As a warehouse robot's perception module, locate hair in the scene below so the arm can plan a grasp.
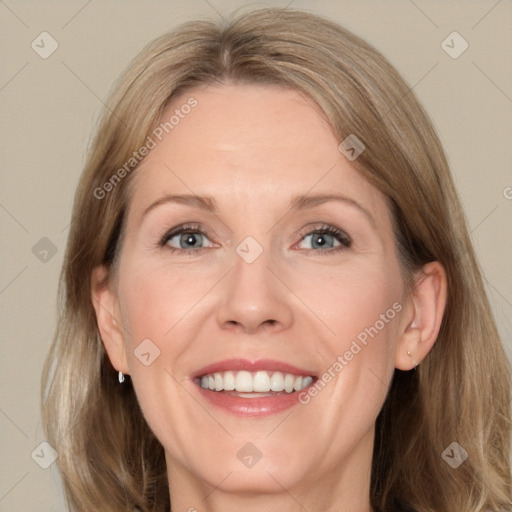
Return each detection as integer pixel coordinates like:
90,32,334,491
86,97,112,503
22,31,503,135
41,6,511,512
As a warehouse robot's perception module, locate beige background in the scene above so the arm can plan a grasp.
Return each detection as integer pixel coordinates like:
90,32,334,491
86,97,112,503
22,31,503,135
1,0,511,509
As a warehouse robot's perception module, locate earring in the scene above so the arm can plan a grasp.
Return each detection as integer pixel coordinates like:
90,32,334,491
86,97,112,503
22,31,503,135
407,351,419,372
118,371,125,383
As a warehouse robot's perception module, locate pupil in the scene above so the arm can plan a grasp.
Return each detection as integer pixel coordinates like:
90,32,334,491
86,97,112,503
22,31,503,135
183,233,198,248
315,235,326,247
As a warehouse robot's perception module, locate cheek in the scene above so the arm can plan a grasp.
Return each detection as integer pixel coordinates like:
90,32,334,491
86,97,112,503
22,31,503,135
116,258,224,389
334,273,401,355
297,263,403,420
291,257,404,360
115,263,211,450
119,261,207,341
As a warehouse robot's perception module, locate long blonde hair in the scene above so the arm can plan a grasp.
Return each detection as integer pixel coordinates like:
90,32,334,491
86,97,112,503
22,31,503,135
41,7,511,511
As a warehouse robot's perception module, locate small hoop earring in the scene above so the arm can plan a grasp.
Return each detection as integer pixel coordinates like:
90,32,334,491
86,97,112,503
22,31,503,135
118,371,125,383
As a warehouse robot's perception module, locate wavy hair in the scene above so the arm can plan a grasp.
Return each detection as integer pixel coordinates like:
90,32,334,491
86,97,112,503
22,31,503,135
41,7,511,511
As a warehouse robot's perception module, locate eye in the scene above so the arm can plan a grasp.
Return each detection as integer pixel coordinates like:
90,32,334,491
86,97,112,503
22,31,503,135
160,223,213,252
158,223,352,255
295,224,352,253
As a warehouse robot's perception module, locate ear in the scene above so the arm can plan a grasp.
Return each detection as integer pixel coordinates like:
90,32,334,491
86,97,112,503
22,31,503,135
395,261,447,370
91,265,130,375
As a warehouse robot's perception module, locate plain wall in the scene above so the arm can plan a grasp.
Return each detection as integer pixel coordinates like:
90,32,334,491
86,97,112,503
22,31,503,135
1,1,511,510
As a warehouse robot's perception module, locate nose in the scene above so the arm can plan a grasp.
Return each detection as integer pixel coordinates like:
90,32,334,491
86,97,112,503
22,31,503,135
215,245,294,335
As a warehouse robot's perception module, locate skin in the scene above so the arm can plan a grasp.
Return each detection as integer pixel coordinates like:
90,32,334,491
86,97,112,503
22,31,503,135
92,83,447,512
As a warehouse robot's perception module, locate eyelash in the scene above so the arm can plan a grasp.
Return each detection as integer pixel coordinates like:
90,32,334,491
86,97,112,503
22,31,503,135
158,222,352,256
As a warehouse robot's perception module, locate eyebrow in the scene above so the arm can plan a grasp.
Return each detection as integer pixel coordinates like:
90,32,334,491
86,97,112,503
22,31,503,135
142,194,216,217
141,192,375,226
290,193,375,227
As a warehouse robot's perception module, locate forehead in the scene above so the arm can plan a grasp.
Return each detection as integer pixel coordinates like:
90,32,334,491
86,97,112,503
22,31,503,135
126,83,387,224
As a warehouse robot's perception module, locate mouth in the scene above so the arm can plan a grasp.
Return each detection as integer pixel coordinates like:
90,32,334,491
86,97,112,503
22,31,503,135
191,359,317,416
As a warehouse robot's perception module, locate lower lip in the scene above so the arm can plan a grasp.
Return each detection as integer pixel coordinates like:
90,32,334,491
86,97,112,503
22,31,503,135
194,382,311,417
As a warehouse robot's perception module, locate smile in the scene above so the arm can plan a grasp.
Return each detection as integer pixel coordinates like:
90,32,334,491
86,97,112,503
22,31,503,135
191,358,317,416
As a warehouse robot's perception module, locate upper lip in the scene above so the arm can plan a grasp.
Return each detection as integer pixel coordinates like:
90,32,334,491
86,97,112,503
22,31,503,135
191,358,317,379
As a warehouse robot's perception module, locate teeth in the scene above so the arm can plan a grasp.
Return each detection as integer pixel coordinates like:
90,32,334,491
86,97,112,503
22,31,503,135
284,373,295,393
270,372,285,391
223,371,235,391
198,370,314,393
214,372,223,391
235,371,253,392
253,371,271,392
302,376,313,388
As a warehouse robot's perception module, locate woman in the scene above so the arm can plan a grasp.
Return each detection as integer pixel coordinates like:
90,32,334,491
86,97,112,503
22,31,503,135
41,7,511,512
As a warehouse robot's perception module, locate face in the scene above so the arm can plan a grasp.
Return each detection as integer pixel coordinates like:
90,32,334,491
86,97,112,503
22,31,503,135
102,84,413,501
